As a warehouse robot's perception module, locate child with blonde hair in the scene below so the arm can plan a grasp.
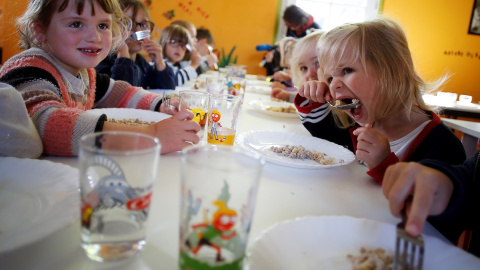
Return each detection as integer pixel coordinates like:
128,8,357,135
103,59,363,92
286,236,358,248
0,0,200,156
294,17,465,184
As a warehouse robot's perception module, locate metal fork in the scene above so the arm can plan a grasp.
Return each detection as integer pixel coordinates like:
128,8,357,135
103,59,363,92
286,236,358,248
394,205,424,270
162,92,176,111
130,30,151,41
326,100,362,110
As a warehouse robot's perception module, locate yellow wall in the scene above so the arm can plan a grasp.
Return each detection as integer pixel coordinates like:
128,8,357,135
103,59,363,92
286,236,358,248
0,1,27,64
0,0,279,76
149,0,279,75
383,0,480,103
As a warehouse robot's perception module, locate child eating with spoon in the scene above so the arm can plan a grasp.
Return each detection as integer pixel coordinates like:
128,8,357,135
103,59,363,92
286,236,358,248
294,17,466,184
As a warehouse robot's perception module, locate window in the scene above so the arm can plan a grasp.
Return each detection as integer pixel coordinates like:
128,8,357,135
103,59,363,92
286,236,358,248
276,0,382,41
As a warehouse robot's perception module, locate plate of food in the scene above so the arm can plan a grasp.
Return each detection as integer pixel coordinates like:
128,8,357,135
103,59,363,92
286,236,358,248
249,100,299,118
247,85,272,95
88,108,171,125
235,131,355,169
246,216,480,270
0,157,79,253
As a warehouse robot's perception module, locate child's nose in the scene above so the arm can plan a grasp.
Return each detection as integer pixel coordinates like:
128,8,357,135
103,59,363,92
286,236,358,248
86,28,101,42
307,68,317,80
329,77,342,94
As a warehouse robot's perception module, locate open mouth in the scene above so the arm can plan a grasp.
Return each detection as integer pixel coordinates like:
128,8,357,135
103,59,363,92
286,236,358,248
79,48,101,54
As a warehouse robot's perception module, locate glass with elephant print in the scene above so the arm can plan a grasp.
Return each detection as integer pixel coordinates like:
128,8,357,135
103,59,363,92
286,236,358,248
78,131,161,262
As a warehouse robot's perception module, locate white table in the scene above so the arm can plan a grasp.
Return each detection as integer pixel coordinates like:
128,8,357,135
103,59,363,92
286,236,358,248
2,86,478,270
442,118,480,158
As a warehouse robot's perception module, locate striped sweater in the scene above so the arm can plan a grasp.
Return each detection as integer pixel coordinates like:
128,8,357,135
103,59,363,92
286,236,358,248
0,48,164,157
165,58,198,86
293,94,466,184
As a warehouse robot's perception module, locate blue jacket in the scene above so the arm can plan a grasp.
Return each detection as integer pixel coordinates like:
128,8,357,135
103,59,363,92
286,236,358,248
421,153,479,255
96,54,176,90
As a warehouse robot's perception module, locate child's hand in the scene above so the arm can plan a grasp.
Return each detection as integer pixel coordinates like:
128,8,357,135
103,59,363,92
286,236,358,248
271,81,285,89
116,42,129,58
272,70,290,82
160,95,179,115
297,81,331,103
383,162,453,237
190,49,202,69
141,39,166,71
150,109,200,154
352,123,391,169
271,88,289,101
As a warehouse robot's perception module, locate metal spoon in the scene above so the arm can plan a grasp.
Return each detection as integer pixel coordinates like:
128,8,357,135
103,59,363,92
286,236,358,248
326,100,362,110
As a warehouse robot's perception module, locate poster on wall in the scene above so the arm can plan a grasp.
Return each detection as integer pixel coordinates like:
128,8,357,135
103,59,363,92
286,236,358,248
468,0,480,35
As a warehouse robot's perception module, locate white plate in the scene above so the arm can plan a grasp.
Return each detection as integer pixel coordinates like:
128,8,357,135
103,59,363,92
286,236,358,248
0,157,79,253
89,108,171,123
249,100,299,118
247,85,271,95
247,78,272,87
235,131,355,169
247,216,480,270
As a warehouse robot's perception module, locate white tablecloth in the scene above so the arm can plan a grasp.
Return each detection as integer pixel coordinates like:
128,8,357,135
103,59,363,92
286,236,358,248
1,81,478,270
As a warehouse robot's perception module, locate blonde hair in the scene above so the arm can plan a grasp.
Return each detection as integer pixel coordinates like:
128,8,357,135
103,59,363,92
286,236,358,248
290,30,324,87
277,37,297,68
290,30,353,128
159,24,194,63
17,0,130,52
317,17,445,127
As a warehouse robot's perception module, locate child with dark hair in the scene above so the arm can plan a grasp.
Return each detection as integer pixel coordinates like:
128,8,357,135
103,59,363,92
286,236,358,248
95,0,175,90
159,24,199,86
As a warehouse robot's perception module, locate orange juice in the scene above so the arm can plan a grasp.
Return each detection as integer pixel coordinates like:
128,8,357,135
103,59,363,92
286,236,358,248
207,127,235,145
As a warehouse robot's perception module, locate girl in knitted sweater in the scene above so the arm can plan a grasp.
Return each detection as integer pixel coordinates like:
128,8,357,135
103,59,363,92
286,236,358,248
0,0,200,156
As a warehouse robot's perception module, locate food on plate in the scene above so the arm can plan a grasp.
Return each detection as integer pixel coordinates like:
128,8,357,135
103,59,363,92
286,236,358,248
107,118,155,126
266,105,297,114
269,145,342,165
347,247,394,270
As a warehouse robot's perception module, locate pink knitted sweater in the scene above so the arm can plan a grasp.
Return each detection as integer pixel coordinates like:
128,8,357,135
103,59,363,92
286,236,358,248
0,48,164,156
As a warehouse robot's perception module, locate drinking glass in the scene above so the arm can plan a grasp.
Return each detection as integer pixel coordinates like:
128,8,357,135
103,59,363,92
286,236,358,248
78,131,161,262
207,94,243,146
179,90,210,139
179,144,265,270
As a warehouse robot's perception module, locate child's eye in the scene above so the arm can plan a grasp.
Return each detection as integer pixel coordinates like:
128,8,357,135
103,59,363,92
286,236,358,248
98,23,109,30
69,21,83,28
326,76,333,83
343,67,353,74
313,61,320,69
299,66,308,72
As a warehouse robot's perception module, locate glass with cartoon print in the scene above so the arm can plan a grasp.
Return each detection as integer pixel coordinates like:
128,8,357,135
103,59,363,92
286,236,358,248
207,94,243,146
179,145,265,270
179,90,210,140
78,131,161,262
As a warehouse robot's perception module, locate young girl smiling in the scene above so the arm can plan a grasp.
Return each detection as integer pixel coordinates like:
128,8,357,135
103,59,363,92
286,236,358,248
0,0,200,156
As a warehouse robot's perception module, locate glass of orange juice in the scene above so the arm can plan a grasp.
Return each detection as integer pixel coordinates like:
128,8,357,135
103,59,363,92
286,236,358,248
207,94,243,146
179,90,210,139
